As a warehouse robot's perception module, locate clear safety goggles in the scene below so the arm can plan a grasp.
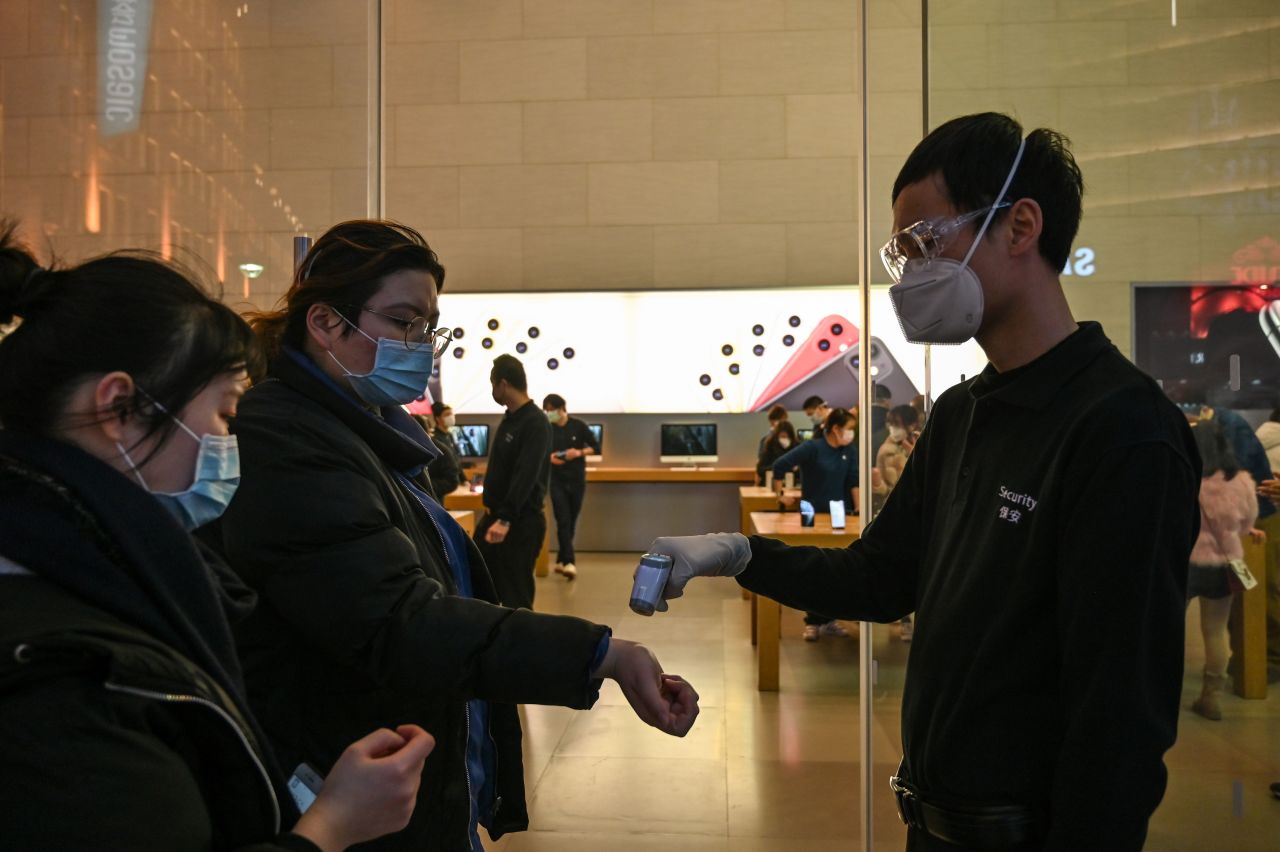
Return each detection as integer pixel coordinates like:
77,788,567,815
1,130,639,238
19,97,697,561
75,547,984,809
879,202,1011,284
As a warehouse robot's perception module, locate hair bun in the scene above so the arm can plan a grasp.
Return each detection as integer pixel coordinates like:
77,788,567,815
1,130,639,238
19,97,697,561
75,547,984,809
0,221,45,325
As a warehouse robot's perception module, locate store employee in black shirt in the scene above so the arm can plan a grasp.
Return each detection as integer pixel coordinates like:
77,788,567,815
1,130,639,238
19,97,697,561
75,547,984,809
475,354,551,610
647,113,1200,851
543,393,599,580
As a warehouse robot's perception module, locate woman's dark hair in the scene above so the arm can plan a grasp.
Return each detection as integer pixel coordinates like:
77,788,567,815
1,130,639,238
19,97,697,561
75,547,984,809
766,403,788,424
247,219,445,361
0,220,261,449
892,112,1084,272
825,407,855,430
1192,418,1240,481
888,404,920,430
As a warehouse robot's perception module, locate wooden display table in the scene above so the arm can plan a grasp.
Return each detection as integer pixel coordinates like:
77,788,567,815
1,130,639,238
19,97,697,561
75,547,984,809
443,487,551,576
749,511,859,691
737,486,800,601
1230,534,1270,699
738,486,801,537
586,467,756,483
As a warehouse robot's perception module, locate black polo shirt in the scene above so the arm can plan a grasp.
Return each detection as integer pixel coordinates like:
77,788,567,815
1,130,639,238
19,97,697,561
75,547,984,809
550,416,599,486
738,322,1200,850
482,400,552,523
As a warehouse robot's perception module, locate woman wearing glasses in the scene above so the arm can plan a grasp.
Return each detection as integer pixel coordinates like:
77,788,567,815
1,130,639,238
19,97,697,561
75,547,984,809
0,223,434,850
219,219,699,852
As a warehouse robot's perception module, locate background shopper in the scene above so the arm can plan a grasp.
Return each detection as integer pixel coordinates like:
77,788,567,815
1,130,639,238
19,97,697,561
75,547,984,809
770,406,859,642
1186,418,1262,720
543,393,598,580
426,401,467,500
476,354,551,609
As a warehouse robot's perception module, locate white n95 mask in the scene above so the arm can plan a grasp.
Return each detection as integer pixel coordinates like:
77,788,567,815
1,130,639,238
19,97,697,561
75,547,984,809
888,137,1027,345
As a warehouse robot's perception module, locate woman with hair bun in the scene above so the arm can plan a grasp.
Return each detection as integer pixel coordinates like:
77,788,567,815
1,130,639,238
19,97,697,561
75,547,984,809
0,222,434,851
219,219,699,851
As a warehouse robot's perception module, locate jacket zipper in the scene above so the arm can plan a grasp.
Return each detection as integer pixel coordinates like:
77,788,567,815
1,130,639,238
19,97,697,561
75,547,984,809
103,681,281,834
396,472,478,848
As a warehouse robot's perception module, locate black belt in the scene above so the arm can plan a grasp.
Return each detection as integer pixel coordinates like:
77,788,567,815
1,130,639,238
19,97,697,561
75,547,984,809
890,775,1042,849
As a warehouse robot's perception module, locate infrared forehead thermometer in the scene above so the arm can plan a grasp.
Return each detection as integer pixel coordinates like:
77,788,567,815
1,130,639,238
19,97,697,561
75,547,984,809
629,553,673,616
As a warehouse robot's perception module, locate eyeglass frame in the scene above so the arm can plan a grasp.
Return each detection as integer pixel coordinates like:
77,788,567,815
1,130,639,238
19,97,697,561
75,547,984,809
335,305,453,356
879,201,1012,284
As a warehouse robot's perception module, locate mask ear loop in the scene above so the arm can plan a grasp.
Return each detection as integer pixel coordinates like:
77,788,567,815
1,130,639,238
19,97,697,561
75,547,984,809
115,441,149,489
959,136,1027,269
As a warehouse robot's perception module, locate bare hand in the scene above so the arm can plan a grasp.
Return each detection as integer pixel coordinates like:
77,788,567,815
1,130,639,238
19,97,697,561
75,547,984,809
779,496,798,509
1259,479,1280,501
593,639,700,736
549,453,565,466
565,447,584,460
292,725,435,851
485,520,510,544
1248,527,1267,544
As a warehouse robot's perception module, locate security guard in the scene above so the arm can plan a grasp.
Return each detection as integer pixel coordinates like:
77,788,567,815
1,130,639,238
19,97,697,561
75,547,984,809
645,113,1200,851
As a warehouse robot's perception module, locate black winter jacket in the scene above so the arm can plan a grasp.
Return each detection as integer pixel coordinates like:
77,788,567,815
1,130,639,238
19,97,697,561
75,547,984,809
216,350,610,851
0,432,313,852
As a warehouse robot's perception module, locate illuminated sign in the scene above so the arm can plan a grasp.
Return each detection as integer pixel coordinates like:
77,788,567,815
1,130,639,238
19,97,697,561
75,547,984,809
1230,236,1280,286
435,288,987,415
1061,247,1095,278
98,0,154,136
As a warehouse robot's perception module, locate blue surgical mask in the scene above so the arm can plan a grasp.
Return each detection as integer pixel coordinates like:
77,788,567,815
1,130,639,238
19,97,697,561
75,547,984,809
117,417,240,531
328,323,434,407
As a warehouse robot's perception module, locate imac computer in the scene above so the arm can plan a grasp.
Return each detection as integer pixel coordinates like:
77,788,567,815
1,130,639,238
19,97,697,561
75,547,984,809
451,424,490,459
660,423,718,468
586,423,604,464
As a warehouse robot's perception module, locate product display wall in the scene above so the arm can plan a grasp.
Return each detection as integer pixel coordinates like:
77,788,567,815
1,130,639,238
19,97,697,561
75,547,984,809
433,287,987,414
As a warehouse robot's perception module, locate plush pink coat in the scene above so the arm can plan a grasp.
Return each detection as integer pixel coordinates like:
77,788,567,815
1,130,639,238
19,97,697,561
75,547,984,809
1190,471,1258,566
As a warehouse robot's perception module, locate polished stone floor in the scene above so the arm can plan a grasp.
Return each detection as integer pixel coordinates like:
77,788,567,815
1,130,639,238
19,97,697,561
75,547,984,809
482,553,1280,851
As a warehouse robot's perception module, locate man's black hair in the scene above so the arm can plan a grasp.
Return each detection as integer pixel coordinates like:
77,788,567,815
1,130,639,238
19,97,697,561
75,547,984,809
875,384,892,402
802,395,826,411
892,112,1084,272
543,393,566,410
491,353,527,392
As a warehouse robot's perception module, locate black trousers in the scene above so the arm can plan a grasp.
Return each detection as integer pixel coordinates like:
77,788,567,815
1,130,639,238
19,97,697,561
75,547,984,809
549,478,586,565
474,511,546,611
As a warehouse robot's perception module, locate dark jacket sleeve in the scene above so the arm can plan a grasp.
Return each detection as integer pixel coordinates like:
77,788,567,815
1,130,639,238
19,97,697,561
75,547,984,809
222,405,607,709
742,432,923,621
0,675,313,852
1042,441,1197,851
770,439,814,479
493,417,552,523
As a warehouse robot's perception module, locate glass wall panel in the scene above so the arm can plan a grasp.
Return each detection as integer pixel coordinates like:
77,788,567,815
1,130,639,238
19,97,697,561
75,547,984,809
923,2,1280,850
0,0,370,310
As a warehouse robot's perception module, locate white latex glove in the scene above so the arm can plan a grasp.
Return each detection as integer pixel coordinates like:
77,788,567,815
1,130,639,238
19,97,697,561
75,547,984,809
645,532,751,612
